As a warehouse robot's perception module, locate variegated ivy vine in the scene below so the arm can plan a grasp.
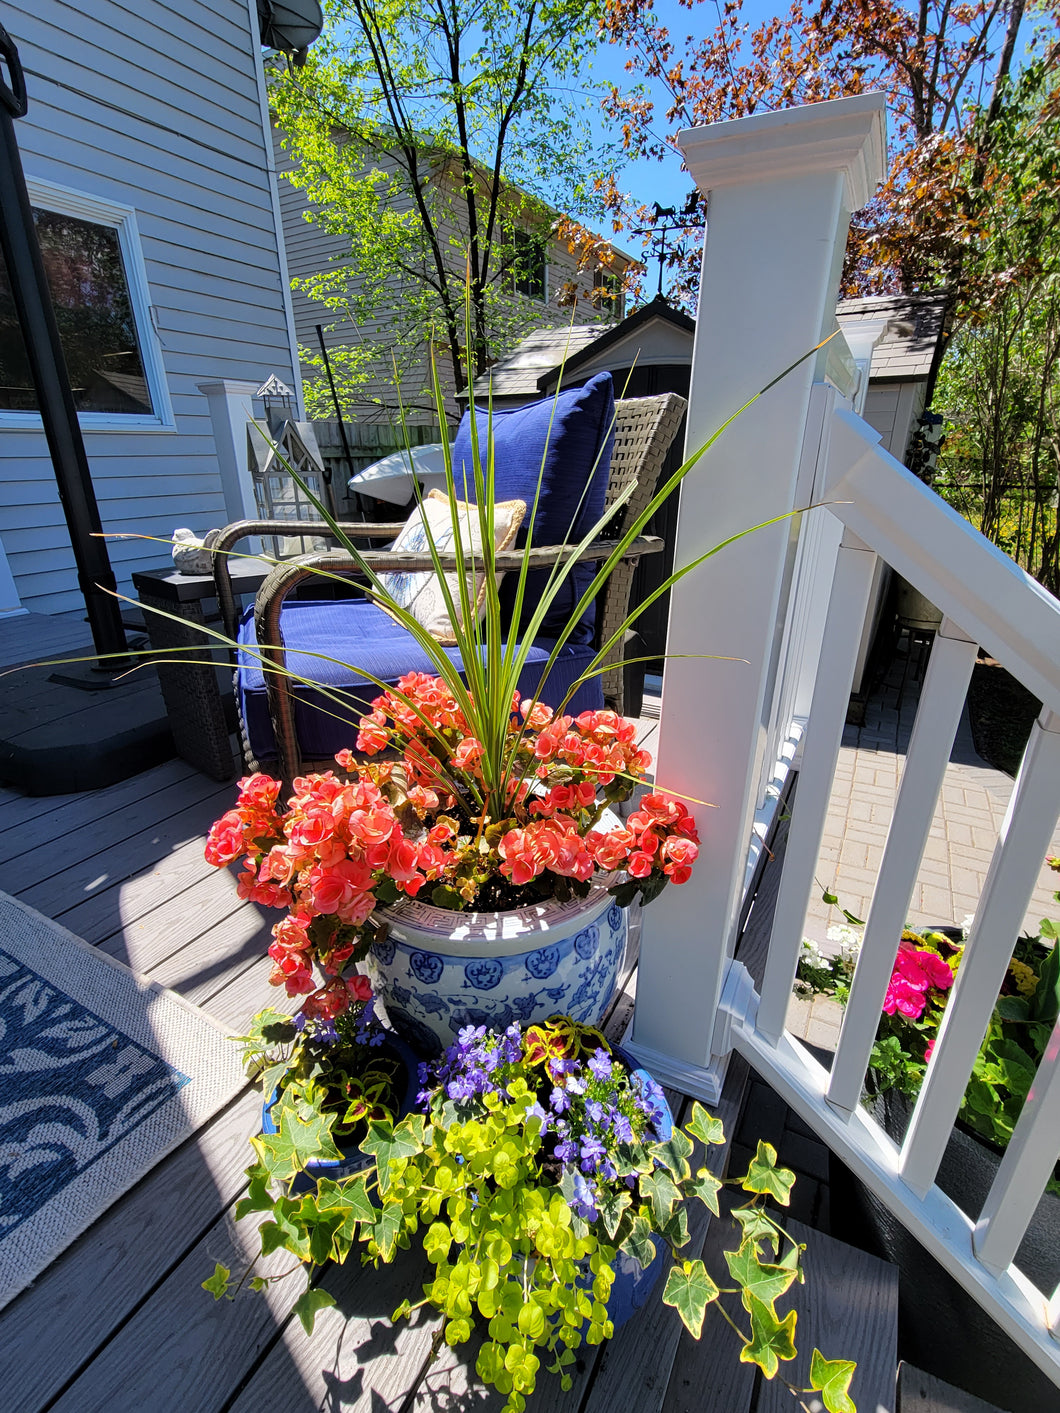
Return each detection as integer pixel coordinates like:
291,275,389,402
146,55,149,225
205,1020,856,1412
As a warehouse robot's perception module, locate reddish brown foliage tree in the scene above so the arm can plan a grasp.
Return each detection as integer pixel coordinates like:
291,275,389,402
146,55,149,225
599,0,1058,321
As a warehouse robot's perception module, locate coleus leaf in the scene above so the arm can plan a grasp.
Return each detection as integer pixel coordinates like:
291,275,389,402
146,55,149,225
661,1259,719,1339
740,1141,796,1206
741,1292,797,1378
809,1349,858,1413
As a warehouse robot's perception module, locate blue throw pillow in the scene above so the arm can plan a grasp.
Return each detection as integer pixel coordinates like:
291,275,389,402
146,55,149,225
450,372,615,644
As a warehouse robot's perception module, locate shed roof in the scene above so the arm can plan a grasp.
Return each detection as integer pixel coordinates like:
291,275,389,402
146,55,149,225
483,290,948,402
835,292,948,380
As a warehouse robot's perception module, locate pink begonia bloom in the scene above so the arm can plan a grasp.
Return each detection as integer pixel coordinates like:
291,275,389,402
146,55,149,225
924,1039,935,1061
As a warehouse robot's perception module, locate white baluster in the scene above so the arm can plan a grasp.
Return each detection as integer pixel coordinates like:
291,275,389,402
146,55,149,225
827,618,978,1115
974,1014,1060,1276
757,526,876,1043
900,710,1060,1198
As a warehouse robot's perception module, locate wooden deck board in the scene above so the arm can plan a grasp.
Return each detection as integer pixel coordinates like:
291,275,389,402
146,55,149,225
0,756,198,845
0,1088,262,1410
756,1219,898,1413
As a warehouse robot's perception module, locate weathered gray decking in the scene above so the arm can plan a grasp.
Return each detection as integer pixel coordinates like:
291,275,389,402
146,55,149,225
0,731,900,1412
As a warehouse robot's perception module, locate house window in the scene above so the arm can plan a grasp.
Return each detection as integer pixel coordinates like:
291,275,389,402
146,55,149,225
510,230,547,302
593,268,624,319
0,180,171,428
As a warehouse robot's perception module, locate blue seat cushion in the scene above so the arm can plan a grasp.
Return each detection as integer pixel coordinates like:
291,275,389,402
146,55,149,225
238,598,603,768
450,372,615,645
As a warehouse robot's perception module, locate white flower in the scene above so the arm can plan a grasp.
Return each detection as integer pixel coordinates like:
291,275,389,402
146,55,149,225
826,923,862,960
799,939,829,969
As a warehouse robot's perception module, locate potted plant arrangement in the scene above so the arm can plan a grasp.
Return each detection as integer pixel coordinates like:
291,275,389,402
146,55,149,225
206,1015,857,1413
795,862,1060,1162
204,683,698,1052
795,864,1060,1411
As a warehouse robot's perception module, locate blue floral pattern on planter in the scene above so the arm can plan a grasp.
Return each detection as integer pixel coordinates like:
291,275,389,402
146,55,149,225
525,946,560,979
409,951,444,985
368,891,627,1055
573,925,598,960
373,936,397,966
464,958,503,991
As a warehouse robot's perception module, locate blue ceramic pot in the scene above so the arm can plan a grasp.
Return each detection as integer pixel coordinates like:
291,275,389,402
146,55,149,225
260,1032,419,1195
600,1049,672,1329
368,886,629,1057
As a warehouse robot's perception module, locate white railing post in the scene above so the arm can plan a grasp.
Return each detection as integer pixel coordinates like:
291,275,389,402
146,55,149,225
199,379,261,522
627,95,887,1100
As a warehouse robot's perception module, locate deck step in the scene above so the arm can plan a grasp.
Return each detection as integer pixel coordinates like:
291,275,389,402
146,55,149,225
666,1213,899,1413
897,1362,1012,1413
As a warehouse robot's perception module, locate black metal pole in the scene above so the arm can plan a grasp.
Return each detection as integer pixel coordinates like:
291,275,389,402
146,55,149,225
315,321,357,477
0,24,126,661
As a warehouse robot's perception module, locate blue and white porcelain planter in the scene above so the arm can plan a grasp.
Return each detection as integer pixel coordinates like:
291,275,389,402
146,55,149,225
367,885,628,1056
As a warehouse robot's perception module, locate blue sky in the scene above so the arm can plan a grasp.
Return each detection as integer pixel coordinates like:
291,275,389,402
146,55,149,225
576,0,781,273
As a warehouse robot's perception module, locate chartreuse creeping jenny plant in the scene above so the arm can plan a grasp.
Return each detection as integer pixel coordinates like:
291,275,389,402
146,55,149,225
205,1017,857,1412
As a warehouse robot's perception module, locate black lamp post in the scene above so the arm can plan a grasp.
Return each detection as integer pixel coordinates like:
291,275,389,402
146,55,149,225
0,21,126,661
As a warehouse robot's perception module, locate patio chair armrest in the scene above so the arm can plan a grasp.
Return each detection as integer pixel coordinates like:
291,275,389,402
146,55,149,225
252,535,664,780
212,518,405,641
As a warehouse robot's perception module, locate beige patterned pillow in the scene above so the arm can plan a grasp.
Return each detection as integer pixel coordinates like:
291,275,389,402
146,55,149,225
376,490,526,645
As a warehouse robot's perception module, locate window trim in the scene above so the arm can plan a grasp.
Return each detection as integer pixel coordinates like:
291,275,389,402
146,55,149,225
0,176,175,433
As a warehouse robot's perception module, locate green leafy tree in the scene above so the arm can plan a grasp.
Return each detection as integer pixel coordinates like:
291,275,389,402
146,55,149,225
934,59,1060,590
270,0,625,416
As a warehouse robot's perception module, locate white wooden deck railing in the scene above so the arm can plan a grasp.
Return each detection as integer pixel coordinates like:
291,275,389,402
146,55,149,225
626,94,1060,1388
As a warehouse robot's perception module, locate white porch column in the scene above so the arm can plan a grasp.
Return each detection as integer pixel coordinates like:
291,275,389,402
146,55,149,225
626,95,887,1101
198,379,260,522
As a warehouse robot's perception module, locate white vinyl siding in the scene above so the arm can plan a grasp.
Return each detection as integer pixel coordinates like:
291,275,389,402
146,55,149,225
0,0,298,615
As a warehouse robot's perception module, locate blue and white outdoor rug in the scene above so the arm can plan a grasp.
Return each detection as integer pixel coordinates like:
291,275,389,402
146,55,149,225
0,891,245,1309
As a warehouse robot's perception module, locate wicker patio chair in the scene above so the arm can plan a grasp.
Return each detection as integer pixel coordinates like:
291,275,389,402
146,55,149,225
216,392,686,780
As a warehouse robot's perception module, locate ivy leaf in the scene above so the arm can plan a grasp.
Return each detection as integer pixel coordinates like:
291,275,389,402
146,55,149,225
201,1262,231,1299
822,890,839,906
360,1113,426,1193
650,1127,694,1181
315,1173,376,1230
598,1186,632,1240
686,1102,726,1147
292,1286,337,1336
249,1106,341,1184
725,1246,798,1310
641,1168,681,1228
740,1142,796,1206
732,1204,781,1256
809,1349,857,1413
660,1204,690,1250
687,1166,722,1216
619,1209,657,1270
373,1201,405,1261
741,1293,798,1378
661,1259,719,1339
